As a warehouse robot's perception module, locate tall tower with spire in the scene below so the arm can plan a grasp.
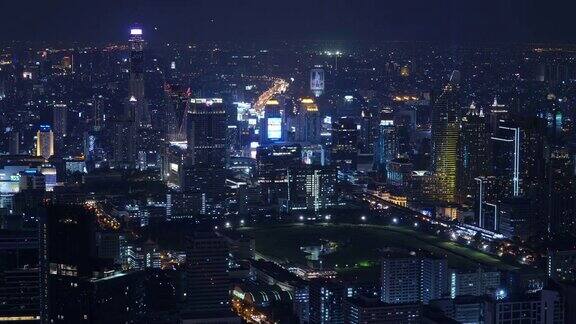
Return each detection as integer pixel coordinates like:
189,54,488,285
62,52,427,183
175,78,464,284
457,101,491,203
127,25,150,127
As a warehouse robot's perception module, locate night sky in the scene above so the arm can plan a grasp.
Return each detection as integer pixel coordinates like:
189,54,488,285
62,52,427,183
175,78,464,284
2,0,575,44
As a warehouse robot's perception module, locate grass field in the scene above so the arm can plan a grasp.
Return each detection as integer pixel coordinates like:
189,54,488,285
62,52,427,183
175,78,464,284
240,223,519,281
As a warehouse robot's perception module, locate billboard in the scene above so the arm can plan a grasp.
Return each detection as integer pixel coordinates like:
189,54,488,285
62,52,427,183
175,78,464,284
267,117,282,140
310,68,325,97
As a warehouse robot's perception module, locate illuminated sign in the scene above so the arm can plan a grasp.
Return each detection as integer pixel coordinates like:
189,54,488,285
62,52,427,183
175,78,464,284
267,118,282,140
310,68,325,95
130,28,143,35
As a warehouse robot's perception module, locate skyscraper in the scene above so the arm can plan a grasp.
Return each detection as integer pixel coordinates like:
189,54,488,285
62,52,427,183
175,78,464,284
295,98,322,144
164,83,191,141
127,25,150,128
286,165,337,211
0,229,40,322
260,98,286,144
8,130,19,155
491,125,521,198
547,146,576,234
257,144,302,205
308,279,344,324
431,71,461,203
331,117,358,171
374,113,397,175
183,232,239,323
52,103,67,142
458,103,490,203
380,250,448,305
36,125,54,160
183,98,227,201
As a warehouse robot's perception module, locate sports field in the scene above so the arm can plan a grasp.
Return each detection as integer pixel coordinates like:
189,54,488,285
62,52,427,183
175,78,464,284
241,223,518,281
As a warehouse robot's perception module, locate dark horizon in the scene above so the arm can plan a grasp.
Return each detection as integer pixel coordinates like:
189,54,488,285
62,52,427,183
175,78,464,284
3,0,576,45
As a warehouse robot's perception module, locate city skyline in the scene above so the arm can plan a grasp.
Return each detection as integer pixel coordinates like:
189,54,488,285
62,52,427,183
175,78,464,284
1,3,576,323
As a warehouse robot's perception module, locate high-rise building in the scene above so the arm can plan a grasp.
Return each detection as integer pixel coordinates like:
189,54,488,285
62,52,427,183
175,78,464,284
164,83,191,141
183,232,239,323
183,98,227,202
0,229,40,322
374,114,397,174
8,130,19,155
286,165,337,211
547,250,576,282
449,268,501,298
295,98,322,144
498,196,532,239
381,250,448,305
52,103,67,142
113,117,136,169
458,103,490,203
431,71,460,203
260,98,286,144
491,125,521,198
40,205,145,323
257,144,302,204
127,25,150,128
35,125,54,160
547,146,576,234
344,296,421,324
308,279,344,324
387,157,414,188
486,289,564,324
331,117,358,171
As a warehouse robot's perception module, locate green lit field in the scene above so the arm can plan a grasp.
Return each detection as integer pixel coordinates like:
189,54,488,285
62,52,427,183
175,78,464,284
241,223,519,281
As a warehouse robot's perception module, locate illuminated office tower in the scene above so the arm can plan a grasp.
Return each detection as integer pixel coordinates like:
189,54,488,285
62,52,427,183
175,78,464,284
295,98,321,144
286,165,337,211
374,113,397,174
331,117,358,171
310,66,325,97
457,103,490,203
257,144,302,204
36,125,54,160
127,25,150,128
431,71,460,203
183,98,227,201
